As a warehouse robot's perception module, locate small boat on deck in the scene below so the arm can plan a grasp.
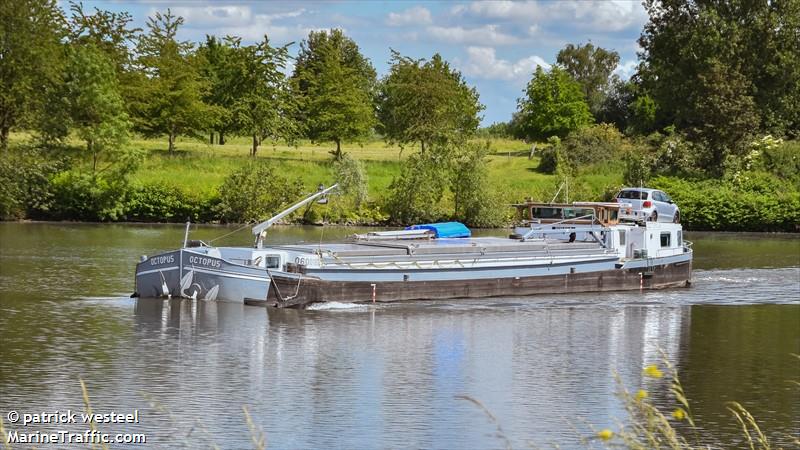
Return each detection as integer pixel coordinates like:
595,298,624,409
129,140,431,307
133,186,692,308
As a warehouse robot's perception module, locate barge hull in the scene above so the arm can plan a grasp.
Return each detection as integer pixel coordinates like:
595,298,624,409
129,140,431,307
267,259,692,308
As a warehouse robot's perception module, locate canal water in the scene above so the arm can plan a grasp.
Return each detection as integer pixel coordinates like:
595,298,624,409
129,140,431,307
0,223,798,449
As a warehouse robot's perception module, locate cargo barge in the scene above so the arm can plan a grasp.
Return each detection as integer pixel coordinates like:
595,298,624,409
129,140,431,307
134,186,692,308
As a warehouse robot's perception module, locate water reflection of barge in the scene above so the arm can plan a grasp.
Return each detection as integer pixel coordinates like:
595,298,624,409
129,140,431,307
134,187,692,308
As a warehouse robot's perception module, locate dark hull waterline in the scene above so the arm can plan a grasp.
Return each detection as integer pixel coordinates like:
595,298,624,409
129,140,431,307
262,259,692,308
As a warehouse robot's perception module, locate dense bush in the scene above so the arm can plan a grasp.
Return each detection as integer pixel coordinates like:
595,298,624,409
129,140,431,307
216,162,303,223
385,151,450,225
562,123,625,167
0,147,66,219
324,161,389,226
451,142,509,227
649,130,703,176
49,171,130,221
622,150,652,186
536,137,561,174
125,183,217,222
538,125,625,175
650,174,800,232
760,140,799,182
334,153,368,209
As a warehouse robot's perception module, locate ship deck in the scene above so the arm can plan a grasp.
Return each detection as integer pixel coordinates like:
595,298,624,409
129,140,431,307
271,237,611,260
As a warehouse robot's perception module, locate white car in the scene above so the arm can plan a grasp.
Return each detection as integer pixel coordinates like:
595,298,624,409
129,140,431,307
615,188,680,223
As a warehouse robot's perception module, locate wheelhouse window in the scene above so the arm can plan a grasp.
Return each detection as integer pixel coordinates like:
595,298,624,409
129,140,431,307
660,232,671,247
265,255,282,269
677,230,683,246
532,207,562,219
563,208,594,219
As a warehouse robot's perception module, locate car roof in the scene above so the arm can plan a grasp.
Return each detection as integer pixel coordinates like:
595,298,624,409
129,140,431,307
619,187,657,193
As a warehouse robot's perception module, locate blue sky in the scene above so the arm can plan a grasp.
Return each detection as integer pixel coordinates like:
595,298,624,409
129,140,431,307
77,1,648,125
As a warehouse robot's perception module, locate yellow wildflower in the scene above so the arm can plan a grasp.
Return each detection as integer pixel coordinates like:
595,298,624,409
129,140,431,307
672,408,686,420
636,389,648,400
643,365,663,378
597,429,614,441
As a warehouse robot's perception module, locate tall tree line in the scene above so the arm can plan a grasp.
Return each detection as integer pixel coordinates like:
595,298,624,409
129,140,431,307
511,0,799,177
1,0,485,160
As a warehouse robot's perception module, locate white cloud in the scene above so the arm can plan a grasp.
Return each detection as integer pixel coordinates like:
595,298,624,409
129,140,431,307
225,23,340,45
466,1,539,19
170,5,253,27
427,24,519,45
158,5,311,44
614,60,638,80
457,0,647,33
386,6,432,27
559,1,647,32
461,46,550,81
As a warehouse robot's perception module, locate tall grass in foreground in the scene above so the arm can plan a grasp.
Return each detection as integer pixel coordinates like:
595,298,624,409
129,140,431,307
602,356,799,449
2,360,797,449
0,414,11,450
80,378,110,450
459,354,800,450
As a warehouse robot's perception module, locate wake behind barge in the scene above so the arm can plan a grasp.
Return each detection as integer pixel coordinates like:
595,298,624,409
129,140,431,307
134,187,692,308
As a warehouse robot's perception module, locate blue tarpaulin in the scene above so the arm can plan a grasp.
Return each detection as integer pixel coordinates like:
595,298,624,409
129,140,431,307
406,222,471,238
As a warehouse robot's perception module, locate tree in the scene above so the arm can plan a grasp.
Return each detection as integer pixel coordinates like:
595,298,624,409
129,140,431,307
743,0,800,138
196,35,235,145
291,29,376,160
67,2,139,76
378,51,483,152
133,10,215,152
63,45,132,174
515,66,593,142
217,162,303,223
292,29,376,99
226,36,296,157
386,150,449,224
334,153,368,209
293,30,375,160
67,2,141,115
638,0,795,172
450,142,507,227
556,43,620,118
0,0,66,149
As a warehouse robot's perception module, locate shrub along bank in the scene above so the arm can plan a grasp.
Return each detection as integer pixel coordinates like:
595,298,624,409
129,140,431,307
1,135,798,231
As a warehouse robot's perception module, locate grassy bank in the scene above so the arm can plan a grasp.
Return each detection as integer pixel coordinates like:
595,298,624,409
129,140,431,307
128,135,557,199
2,132,798,231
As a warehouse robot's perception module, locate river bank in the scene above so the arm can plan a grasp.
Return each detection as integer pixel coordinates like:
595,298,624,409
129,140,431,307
2,134,798,231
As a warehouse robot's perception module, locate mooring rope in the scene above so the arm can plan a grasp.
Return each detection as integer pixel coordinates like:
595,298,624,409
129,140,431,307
207,221,254,245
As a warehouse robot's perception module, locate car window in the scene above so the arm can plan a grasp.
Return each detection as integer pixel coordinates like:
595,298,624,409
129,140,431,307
661,192,672,202
617,190,648,200
652,192,664,202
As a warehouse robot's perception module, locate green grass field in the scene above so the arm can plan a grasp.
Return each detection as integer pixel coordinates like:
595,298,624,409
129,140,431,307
8,131,623,203
125,134,619,203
